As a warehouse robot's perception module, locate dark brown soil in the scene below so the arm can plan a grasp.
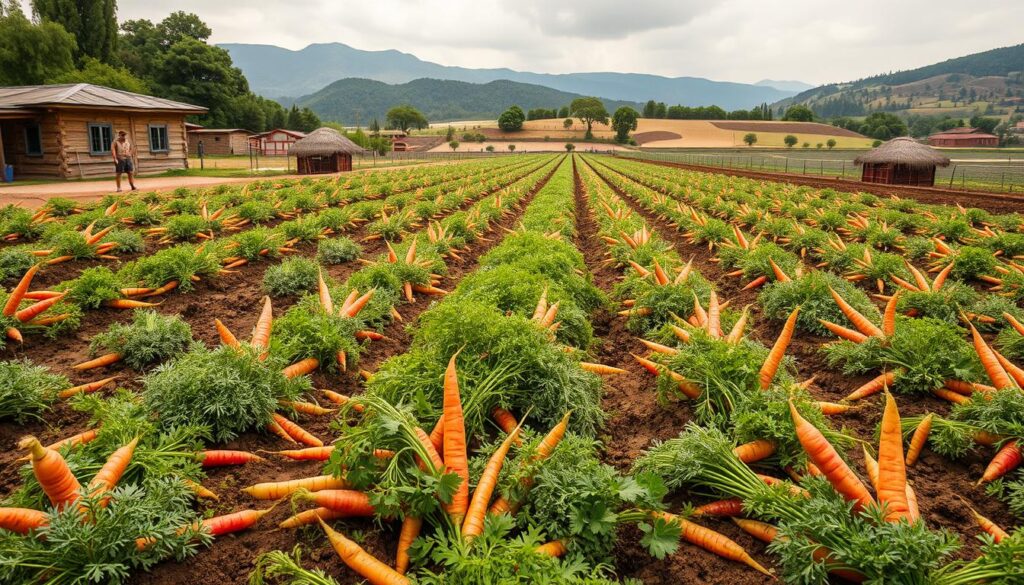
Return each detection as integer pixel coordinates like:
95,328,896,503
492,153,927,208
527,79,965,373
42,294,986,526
633,131,683,145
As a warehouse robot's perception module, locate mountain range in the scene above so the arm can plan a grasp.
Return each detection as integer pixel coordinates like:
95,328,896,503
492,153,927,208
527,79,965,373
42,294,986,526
220,42,801,109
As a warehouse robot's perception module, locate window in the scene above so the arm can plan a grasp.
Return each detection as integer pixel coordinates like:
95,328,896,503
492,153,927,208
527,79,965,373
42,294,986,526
24,124,42,156
149,125,169,153
87,123,113,155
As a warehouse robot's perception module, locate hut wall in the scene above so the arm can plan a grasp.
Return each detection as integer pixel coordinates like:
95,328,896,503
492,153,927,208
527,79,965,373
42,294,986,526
861,162,935,186
58,109,189,178
297,153,353,174
0,113,64,178
188,131,250,155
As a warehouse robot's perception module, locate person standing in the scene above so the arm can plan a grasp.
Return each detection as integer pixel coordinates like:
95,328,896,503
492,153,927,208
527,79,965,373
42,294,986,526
111,130,137,192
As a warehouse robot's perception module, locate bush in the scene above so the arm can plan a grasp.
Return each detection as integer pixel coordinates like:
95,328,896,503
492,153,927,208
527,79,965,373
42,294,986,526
121,244,220,291
760,271,879,335
0,360,64,421
59,266,123,309
263,257,320,297
106,229,145,254
91,310,193,370
0,247,36,282
316,238,361,265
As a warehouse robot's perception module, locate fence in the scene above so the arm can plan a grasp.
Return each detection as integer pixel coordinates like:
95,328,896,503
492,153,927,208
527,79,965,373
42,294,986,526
617,150,1024,194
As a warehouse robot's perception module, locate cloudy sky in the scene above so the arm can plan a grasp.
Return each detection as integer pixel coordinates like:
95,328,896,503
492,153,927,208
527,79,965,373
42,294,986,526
34,0,1024,85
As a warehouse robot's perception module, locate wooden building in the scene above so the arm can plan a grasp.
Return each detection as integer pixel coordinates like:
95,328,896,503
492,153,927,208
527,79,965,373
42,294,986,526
186,128,252,155
249,128,305,156
291,127,365,175
928,127,999,147
0,83,205,179
854,137,951,187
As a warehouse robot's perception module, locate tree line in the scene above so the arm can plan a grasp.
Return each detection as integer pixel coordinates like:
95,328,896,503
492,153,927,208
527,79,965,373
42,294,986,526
0,1,320,133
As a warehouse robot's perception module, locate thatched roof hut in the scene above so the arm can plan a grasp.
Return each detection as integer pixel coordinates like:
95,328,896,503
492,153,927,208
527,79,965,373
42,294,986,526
854,137,949,186
291,127,365,174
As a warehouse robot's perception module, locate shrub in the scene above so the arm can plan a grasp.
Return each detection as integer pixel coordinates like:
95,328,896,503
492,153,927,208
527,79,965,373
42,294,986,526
263,257,320,297
106,229,145,254
0,246,36,282
760,271,878,335
121,244,220,291
0,360,64,421
91,310,193,370
316,238,361,265
59,266,123,309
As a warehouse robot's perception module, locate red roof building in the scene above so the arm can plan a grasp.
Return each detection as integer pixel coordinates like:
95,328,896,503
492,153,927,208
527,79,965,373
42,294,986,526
928,127,999,147
249,128,306,156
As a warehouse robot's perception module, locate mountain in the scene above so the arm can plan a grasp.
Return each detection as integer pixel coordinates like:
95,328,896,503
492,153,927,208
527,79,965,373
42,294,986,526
755,79,815,92
775,44,1024,118
220,42,798,110
293,78,641,124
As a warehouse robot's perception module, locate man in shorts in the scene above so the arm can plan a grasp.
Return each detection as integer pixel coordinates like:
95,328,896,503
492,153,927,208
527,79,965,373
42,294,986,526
111,130,137,192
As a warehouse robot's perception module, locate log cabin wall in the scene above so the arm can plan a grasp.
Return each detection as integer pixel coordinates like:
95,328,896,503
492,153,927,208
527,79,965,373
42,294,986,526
57,108,190,178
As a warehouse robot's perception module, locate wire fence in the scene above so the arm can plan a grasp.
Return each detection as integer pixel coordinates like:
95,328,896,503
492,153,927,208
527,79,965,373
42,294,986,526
617,150,1024,194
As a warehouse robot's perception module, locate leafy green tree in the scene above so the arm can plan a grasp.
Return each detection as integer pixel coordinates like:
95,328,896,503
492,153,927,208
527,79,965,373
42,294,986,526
570,97,609,139
151,38,248,127
826,138,837,149
655,102,667,118
32,0,117,62
498,105,525,131
485,145,495,152
743,133,757,147
784,134,798,148
386,105,429,133
508,144,515,152
48,56,147,92
286,105,321,133
859,112,907,140
557,106,569,118
155,11,211,45
563,118,573,130
565,143,575,152
369,118,381,136
449,140,459,151
0,3,76,85
782,104,814,122
445,126,454,141
642,100,657,118
611,106,639,143
969,115,999,134
802,142,811,148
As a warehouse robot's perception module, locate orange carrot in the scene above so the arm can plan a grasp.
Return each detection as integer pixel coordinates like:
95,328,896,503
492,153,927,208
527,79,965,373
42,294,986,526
15,293,65,322
317,270,335,314
964,502,1008,543
759,306,799,389
293,489,375,516
19,436,82,509
905,413,933,467
844,370,899,401
341,289,375,318
488,412,570,516
656,512,772,577
5,326,22,343
535,540,569,557
993,349,1024,389
2,264,40,316
731,518,864,582
442,353,469,523
271,413,323,447
251,296,273,359
278,506,350,529
876,393,911,522
706,290,722,338
272,446,335,461
199,450,264,468
789,402,874,511
242,475,349,500
742,275,768,290
282,357,320,379
183,479,219,501
491,406,523,446
72,352,123,371
882,291,900,337
395,516,422,574
266,418,298,444
932,263,954,291
318,517,410,585
215,319,239,348
45,428,99,452
463,423,521,538
969,323,1014,389
322,389,364,412
732,439,777,464
0,507,49,534
819,319,868,343
203,508,273,537
104,299,160,309
414,427,444,472
979,441,1022,484
1003,312,1024,336
693,498,744,517
58,376,118,399
829,287,882,337
816,401,853,415
579,361,628,375
933,388,970,404
281,400,335,416
87,437,139,505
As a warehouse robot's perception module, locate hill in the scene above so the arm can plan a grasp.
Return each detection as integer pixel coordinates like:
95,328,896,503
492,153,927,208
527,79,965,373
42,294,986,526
776,44,1024,118
220,42,799,109
293,77,640,124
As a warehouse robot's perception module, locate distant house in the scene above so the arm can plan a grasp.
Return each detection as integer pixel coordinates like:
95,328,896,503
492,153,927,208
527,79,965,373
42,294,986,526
392,139,409,152
187,128,253,156
928,127,999,147
855,137,950,187
0,83,206,179
1010,121,1024,135
291,127,365,174
249,128,306,156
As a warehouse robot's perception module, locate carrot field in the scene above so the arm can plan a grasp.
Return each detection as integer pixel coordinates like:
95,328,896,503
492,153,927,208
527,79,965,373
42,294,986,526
1,153,1023,584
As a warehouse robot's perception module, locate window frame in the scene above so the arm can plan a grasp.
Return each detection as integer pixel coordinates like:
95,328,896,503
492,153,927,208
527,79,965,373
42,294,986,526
87,123,113,156
148,124,169,153
24,124,43,157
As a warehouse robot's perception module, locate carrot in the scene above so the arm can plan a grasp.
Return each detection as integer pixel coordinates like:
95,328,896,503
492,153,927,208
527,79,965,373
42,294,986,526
0,507,49,534
731,517,778,543
969,323,1015,389
281,400,335,416
706,290,722,338
15,293,65,322
293,489,375,516
341,289,375,318
725,305,750,344
819,319,869,343
5,326,22,343
119,287,154,297
104,299,160,309
863,446,880,492
829,287,883,337
882,291,900,337
337,349,348,372
741,275,768,290
271,446,335,461
534,540,569,557
579,361,628,375
199,450,264,468
183,479,219,501
266,418,298,444
45,428,99,452
58,376,118,399
816,401,853,415
271,413,323,447
979,441,1022,484
1003,312,1024,336
691,293,708,326
963,501,1008,543
789,401,874,511
933,388,970,404
318,517,410,585
88,437,139,505
932,262,954,291
278,506,350,529
656,512,772,577
322,389,364,412
72,352,123,371
463,423,522,539
768,257,791,282
215,319,239,348
844,370,899,401
243,475,349,500
488,412,571,516
414,427,444,472
281,357,320,379
2,263,40,316
491,406,523,446
759,306,799,389
142,280,179,297
19,436,82,509
395,516,422,575
732,439,777,464
441,353,469,523
993,349,1024,389
532,287,548,321
693,498,744,517
943,379,994,395
251,296,273,359
317,270,335,314
638,338,679,355
905,413,933,467
876,393,911,522
539,301,560,328
203,507,274,537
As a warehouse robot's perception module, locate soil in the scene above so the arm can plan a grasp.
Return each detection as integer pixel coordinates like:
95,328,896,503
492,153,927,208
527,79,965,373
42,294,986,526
710,121,866,138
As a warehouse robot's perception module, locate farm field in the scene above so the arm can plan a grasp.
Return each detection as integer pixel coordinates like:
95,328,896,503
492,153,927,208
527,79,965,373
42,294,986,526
1,153,1024,584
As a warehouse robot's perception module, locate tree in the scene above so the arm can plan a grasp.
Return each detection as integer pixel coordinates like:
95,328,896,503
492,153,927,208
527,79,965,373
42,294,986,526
816,143,824,149
155,11,211,46
33,0,117,63
872,139,883,147
386,105,428,133
655,102,667,118
445,126,454,141
508,144,515,152
642,100,658,118
497,105,525,131
0,3,76,85
969,115,999,134
784,135,798,148
570,97,609,139
448,140,459,151
557,106,569,118
369,119,381,136
565,143,575,152
563,118,573,130
48,56,147,93
826,138,837,150
782,104,814,122
859,112,907,141
802,142,810,148
743,133,758,147
485,145,495,152
611,106,639,143
151,38,248,127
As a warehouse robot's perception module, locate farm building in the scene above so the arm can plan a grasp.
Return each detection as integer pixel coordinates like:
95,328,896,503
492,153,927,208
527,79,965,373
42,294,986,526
928,127,999,147
186,128,253,155
249,128,306,156
0,83,205,179
291,127,364,174
854,137,950,186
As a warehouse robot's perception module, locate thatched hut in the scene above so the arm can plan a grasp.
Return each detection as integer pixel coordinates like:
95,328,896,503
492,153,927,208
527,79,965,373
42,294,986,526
291,127,364,174
854,137,950,187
